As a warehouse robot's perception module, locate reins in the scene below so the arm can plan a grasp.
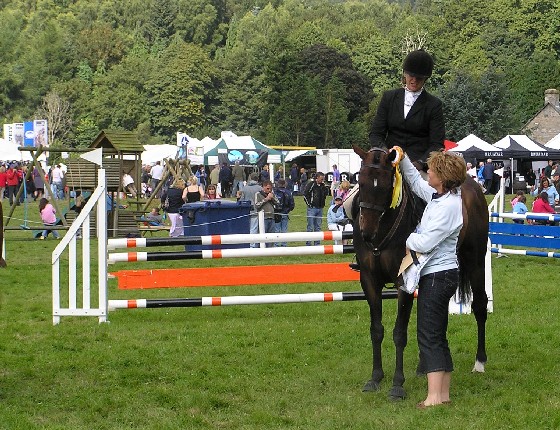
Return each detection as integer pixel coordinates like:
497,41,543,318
358,149,409,255
361,188,408,255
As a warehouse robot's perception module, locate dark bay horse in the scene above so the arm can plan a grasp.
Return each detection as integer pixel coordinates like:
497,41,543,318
352,145,488,400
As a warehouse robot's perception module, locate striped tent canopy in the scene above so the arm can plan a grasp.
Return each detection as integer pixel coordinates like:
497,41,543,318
494,135,560,160
449,134,503,160
203,131,281,167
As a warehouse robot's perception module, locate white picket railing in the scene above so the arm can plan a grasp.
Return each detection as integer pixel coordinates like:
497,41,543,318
52,169,108,325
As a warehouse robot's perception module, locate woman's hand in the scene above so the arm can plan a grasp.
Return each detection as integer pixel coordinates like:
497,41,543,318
389,146,404,166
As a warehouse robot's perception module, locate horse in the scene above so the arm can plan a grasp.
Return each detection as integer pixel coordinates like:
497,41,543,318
0,201,6,267
352,145,488,400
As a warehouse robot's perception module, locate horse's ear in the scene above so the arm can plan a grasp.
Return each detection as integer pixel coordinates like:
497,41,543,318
353,144,368,160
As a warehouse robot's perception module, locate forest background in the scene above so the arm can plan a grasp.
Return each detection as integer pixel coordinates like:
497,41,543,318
1,0,560,150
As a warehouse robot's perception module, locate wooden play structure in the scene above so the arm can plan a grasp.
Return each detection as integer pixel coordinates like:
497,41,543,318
6,131,144,237
4,130,195,238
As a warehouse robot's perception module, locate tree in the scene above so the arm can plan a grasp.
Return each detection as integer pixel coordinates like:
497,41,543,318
323,76,350,147
35,91,72,146
147,41,215,137
437,67,517,142
265,72,322,146
73,116,99,148
89,50,154,131
298,44,372,122
73,23,129,70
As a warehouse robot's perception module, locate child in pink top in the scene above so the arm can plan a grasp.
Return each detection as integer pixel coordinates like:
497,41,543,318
510,190,524,208
39,198,60,239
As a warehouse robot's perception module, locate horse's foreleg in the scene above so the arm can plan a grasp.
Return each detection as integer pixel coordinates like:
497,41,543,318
470,267,488,372
390,291,414,400
362,291,385,392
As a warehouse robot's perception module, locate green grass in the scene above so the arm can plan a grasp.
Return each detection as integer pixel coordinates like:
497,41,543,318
1,195,559,429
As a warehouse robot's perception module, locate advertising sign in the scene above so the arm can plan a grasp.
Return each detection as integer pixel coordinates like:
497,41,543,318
33,119,48,146
24,121,34,146
13,123,24,147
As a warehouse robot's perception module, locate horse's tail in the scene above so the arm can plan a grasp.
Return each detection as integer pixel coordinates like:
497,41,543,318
457,252,472,304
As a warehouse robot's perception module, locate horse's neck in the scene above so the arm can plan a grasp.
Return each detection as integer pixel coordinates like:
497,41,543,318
374,184,410,237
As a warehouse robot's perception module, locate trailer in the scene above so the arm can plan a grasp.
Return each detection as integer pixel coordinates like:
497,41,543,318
315,148,362,183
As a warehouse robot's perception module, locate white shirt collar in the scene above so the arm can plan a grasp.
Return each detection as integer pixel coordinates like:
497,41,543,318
404,87,423,117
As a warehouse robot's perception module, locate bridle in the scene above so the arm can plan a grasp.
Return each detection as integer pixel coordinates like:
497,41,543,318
358,148,408,254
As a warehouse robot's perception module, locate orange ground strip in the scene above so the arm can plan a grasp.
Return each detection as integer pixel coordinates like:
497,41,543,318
111,263,360,290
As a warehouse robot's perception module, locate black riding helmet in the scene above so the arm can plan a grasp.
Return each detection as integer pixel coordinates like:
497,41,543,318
403,50,433,79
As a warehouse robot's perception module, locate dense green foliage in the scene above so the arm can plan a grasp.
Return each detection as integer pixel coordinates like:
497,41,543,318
2,0,560,147
1,196,559,428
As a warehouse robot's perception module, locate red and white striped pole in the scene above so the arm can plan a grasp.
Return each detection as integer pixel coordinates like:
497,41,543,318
108,290,415,310
108,231,353,250
108,244,354,264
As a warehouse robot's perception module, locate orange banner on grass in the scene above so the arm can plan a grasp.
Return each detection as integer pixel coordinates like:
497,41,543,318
111,263,360,290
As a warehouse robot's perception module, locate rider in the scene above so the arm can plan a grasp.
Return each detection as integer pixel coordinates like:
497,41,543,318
350,49,445,271
369,49,445,170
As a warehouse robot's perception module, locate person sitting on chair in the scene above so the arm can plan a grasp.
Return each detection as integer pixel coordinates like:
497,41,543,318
512,195,528,224
327,196,353,244
141,207,164,226
532,191,556,225
39,197,61,239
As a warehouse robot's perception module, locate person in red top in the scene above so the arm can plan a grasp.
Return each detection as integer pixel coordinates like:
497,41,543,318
533,191,556,214
0,165,7,200
532,191,556,225
6,164,20,206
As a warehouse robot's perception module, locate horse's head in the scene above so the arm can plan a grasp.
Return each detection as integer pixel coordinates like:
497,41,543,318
353,145,395,243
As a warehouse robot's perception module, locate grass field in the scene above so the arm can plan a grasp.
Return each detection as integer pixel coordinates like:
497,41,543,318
1,195,559,429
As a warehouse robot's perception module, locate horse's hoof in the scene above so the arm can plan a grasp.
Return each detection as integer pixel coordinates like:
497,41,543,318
0,259,6,268
388,386,406,400
362,379,381,392
472,360,485,373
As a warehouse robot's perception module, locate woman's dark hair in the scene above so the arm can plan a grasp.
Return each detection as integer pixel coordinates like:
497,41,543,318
38,197,49,212
539,178,550,192
539,191,549,202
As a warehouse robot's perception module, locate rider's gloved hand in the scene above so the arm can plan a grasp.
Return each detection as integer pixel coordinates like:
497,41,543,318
388,146,404,166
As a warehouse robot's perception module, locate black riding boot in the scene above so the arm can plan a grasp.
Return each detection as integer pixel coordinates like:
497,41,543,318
349,256,360,272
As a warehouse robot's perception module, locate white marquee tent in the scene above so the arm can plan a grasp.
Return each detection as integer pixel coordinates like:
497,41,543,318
0,138,34,162
545,133,560,150
449,134,503,160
